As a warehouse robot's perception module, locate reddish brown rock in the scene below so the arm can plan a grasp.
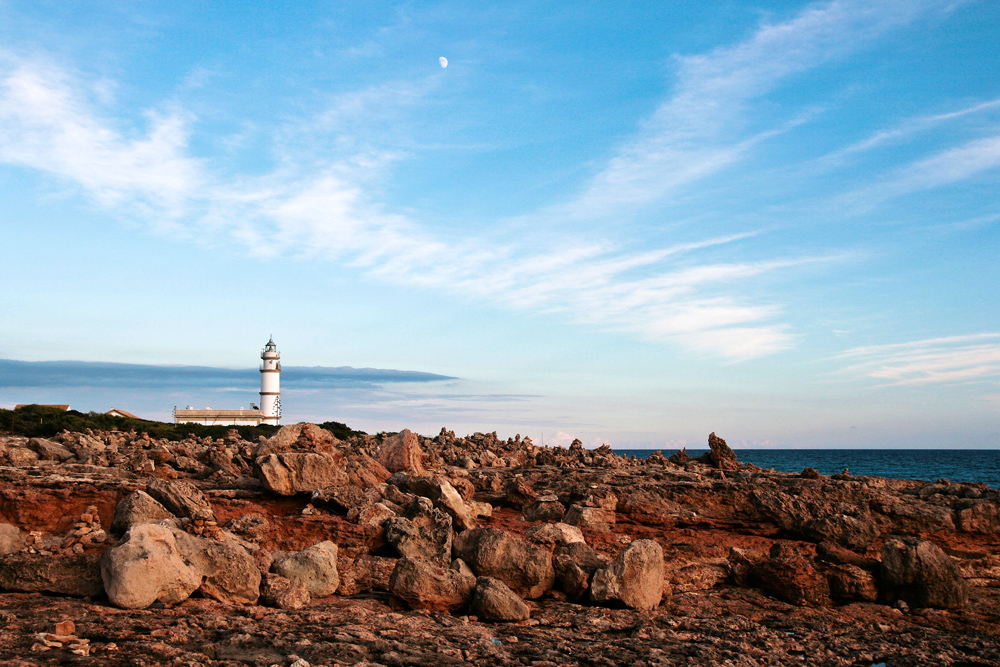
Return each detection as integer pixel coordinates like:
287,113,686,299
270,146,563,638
453,527,554,599
881,537,969,609
377,430,426,475
388,557,476,612
590,539,664,611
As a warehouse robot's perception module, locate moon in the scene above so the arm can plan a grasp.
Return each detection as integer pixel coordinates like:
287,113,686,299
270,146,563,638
439,56,448,68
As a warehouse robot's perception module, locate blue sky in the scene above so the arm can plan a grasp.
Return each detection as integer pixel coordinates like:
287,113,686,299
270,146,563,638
0,0,998,448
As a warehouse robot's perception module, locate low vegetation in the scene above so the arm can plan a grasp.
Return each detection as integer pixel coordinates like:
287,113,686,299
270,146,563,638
1,404,365,441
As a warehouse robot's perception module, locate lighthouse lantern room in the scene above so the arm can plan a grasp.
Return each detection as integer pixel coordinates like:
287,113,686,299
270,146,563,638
259,336,281,424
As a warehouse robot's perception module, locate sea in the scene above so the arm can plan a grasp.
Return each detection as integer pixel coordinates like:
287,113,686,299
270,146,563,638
613,449,1000,489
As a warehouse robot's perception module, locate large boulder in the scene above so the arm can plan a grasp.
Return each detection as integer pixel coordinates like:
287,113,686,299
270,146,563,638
172,531,261,604
257,452,349,496
453,527,554,599
880,537,969,609
255,423,340,458
378,429,426,475
388,557,476,612
259,573,310,610
100,524,202,609
146,478,212,519
274,541,340,597
824,563,879,601
0,553,103,597
750,543,830,607
384,497,453,565
471,577,530,622
0,523,23,556
590,539,664,611
110,490,175,536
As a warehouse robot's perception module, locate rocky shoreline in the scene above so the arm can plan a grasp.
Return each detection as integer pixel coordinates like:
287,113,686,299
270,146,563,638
0,424,998,666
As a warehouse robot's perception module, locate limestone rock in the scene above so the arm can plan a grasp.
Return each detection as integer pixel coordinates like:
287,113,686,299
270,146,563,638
564,505,616,533
7,447,39,467
750,544,830,607
801,513,880,551
172,531,261,605
110,490,175,536
357,502,396,527
590,539,664,611
257,452,349,496
274,541,340,598
256,423,340,458
880,537,968,609
378,429,426,475
471,576,530,622
225,513,270,542
100,524,202,609
260,573,310,610
0,523,23,556
0,553,103,597
525,522,585,547
146,478,212,519
28,437,74,462
388,557,476,612
522,495,566,522
824,563,878,601
453,527,554,599
384,497,452,565
553,541,604,601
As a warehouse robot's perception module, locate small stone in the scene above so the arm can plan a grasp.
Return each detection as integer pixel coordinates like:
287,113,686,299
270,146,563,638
54,620,76,636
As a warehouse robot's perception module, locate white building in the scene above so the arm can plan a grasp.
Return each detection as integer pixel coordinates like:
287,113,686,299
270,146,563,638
174,337,282,426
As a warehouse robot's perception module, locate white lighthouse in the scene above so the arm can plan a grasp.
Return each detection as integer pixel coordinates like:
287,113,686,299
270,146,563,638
259,336,281,425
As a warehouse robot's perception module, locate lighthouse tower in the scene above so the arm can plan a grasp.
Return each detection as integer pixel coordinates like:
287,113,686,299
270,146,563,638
259,337,281,425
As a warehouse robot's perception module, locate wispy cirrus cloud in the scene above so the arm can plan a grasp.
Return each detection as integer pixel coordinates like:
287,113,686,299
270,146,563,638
0,1,952,361
836,334,1000,387
566,0,959,217
840,134,1000,211
825,97,1000,162
0,49,808,359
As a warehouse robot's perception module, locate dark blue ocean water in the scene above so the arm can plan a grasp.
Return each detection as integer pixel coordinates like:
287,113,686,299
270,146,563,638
613,449,1000,489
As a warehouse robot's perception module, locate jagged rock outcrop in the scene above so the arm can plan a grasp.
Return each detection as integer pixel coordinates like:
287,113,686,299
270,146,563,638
384,496,452,564
0,553,103,597
554,541,604,601
259,573,310,610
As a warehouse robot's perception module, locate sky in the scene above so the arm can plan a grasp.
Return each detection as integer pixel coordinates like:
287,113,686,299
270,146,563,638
0,0,998,449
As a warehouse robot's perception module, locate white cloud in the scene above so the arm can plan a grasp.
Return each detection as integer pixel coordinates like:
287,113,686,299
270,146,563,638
842,134,1000,209
837,334,1000,387
566,0,955,217
0,50,813,360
